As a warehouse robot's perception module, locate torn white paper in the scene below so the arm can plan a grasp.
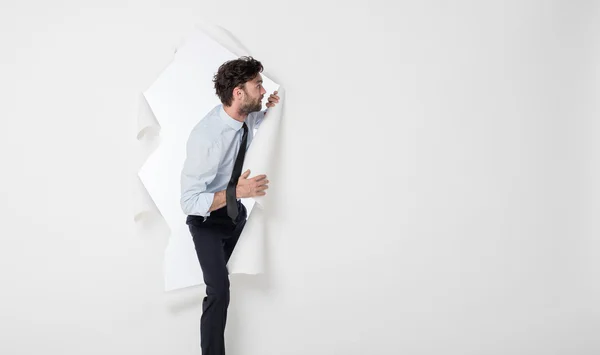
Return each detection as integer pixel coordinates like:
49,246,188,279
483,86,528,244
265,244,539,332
133,175,158,222
136,93,160,141
135,25,281,291
241,88,284,209
227,87,285,274
134,94,161,221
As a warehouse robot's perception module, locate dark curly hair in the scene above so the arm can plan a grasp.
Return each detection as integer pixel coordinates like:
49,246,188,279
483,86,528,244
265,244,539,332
213,56,264,106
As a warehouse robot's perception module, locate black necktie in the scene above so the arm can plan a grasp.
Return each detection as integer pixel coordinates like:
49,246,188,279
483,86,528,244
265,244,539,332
226,122,248,222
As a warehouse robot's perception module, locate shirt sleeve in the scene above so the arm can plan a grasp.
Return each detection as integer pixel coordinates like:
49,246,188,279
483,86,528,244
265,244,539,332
180,130,221,216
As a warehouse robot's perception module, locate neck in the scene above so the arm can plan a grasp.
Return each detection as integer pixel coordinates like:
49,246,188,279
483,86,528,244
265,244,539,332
223,104,248,122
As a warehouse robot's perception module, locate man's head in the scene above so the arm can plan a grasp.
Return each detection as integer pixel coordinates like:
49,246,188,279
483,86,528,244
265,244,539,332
213,56,266,114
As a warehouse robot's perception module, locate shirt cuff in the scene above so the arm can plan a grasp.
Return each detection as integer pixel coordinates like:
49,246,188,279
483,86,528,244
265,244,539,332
202,192,215,216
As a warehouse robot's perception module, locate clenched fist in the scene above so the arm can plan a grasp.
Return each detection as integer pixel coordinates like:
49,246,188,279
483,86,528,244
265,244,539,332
236,169,269,198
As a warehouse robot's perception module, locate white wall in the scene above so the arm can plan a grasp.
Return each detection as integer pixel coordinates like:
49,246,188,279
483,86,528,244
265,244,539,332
1,1,598,354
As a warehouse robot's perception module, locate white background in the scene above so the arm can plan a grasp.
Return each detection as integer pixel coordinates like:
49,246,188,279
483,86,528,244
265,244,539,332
1,1,599,354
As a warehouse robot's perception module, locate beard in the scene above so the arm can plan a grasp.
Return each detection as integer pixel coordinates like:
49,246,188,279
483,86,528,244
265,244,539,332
239,94,262,114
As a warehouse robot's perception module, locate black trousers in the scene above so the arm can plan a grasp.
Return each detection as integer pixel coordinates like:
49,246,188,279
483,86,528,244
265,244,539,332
186,201,247,355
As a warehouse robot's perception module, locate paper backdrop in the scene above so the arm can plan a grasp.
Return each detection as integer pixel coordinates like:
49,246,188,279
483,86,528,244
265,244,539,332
135,25,283,291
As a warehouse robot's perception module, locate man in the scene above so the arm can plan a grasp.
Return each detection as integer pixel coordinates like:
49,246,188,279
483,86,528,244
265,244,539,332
180,56,279,355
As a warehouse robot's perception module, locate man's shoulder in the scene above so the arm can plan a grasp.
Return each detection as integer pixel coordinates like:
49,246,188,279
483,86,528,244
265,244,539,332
188,105,226,144
247,110,263,120
247,109,266,128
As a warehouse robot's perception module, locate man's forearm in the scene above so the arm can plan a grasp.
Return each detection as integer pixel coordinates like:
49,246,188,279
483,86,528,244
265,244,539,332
208,190,227,212
208,186,245,212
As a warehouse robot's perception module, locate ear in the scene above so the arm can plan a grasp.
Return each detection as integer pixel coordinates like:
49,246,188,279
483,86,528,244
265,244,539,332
233,85,244,101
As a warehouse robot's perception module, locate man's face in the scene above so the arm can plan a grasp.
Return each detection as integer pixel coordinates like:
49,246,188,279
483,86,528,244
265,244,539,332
240,74,267,114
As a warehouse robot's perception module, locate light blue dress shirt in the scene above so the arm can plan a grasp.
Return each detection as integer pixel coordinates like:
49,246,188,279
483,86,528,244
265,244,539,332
180,105,266,217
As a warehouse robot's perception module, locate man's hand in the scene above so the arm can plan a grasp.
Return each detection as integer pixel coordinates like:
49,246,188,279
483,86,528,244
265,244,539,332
266,91,279,108
236,169,269,198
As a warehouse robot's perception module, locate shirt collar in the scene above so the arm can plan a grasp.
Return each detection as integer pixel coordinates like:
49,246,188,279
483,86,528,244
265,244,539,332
219,105,244,131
